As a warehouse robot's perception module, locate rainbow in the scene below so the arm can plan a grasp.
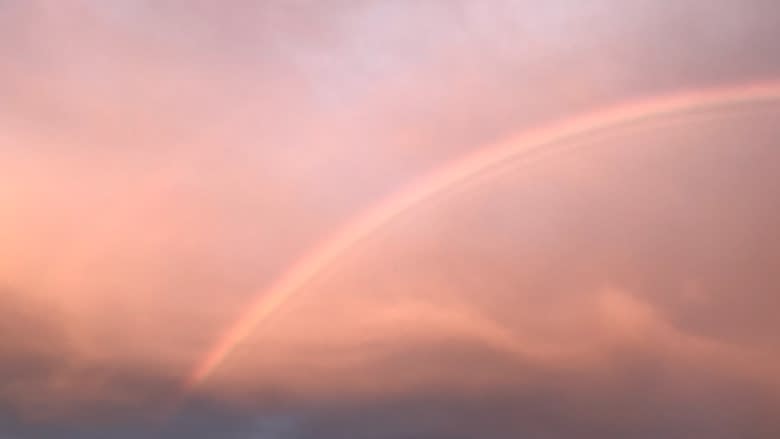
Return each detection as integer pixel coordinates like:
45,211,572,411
185,80,780,390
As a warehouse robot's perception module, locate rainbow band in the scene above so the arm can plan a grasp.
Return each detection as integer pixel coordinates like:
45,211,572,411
185,80,780,390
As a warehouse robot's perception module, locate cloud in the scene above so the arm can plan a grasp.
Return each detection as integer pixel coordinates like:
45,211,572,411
0,0,779,437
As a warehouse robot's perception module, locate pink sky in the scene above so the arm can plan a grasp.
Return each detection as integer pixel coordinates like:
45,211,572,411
1,1,780,437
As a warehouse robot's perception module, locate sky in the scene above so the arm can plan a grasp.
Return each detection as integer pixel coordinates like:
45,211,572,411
1,1,780,437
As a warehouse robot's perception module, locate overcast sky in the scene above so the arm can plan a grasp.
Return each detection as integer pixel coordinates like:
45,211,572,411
1,1,780,437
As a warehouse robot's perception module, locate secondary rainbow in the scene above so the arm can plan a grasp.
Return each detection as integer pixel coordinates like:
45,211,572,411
185,80,780,390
